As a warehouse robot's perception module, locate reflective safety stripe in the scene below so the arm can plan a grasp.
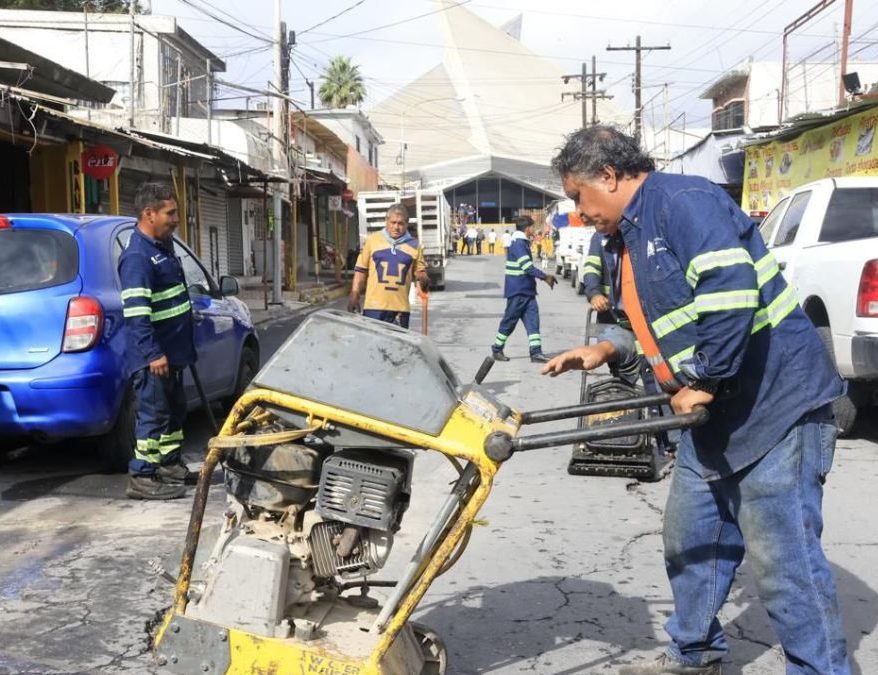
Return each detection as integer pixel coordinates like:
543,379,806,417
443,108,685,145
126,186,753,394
494,333,509,345
668,345,695,372
520,261,534,270
686,248,753,287
515,255,530,264
635,340,644,355
582,264,602,277
150,300,191,322
694,289,759,314
754,252,781,287
751,285,798,334
135,438,161,463
159,430,184,447
652,302,697,339
505,270,525,276
585,255,601,266
528,334,541,344
123,306,152,318
601,284,611,295
121,287,152,301
151,283,186,303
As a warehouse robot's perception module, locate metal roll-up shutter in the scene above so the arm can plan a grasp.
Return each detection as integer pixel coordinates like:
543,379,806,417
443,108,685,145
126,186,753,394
226,198,244,275
199,183,229,279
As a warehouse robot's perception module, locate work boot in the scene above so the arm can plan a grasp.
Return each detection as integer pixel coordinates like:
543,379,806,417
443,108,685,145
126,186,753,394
618,654,722,675
529,352,551,363
491,350,510,362
126,474,187,500
156,460,196,485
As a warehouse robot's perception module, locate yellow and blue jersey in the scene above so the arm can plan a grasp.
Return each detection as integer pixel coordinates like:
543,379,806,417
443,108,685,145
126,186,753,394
355,230,426,312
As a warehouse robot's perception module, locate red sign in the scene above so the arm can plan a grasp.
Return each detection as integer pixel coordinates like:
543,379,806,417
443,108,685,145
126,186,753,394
81,145,119,180
342,189,354,201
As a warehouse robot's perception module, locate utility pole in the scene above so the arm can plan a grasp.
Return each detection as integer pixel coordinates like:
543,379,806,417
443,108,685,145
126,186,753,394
271,0,285,304
128,0,135,127
607,35,671,146
561,57,612,127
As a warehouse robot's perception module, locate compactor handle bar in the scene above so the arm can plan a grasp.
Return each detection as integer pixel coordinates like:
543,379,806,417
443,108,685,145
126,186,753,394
483,392,709,462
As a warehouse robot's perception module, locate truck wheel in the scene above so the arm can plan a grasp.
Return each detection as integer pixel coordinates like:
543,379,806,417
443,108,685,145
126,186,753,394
816,326,857,436
411,622,447,675
96,384,136,473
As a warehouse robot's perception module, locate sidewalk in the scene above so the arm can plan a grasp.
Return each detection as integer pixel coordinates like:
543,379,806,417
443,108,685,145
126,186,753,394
237,275,350,326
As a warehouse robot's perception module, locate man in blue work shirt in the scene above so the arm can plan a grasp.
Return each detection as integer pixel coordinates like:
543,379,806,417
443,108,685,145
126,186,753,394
491,215,557,363
544,126,849,674
119,182,196,500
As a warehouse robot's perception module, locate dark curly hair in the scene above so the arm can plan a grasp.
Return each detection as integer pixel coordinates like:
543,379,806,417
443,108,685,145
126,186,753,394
134,182,176,217
551,125,655,180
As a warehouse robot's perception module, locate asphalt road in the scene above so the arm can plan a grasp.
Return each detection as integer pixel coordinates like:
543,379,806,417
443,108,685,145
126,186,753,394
0,256,876,674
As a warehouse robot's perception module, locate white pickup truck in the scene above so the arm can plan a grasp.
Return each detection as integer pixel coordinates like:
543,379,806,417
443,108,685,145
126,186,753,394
758,176,878,434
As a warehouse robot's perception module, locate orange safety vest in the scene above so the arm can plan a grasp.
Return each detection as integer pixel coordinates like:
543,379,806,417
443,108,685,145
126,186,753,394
619,246,681,392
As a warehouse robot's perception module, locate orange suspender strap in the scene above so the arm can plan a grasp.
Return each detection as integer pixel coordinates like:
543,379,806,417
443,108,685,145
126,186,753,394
619,246,680,392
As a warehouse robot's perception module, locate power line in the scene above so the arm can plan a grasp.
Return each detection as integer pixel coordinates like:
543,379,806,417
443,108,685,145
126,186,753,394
300,0,368,35
175,0,272,44
305,1,473,42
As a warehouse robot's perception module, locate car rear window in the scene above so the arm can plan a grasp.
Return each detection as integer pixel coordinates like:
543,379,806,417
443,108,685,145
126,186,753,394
819,187,878,243
0,228,78,294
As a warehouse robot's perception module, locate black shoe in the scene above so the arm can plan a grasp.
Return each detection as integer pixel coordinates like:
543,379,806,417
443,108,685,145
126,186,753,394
618,654,722,675
126,474,187,500
156,461,197,485
530,352,551,363
492,350,510,362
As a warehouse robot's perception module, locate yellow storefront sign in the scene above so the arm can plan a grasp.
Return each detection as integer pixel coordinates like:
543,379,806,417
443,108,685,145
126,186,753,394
742,106,878,214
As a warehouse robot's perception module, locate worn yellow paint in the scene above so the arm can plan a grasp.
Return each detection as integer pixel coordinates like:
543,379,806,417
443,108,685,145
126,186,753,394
108,167,120,215
156,387,519,674
66,140,85,213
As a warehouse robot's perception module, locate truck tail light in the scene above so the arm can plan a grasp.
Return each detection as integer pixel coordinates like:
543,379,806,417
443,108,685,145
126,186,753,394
63,296,104,352
857,259,878,318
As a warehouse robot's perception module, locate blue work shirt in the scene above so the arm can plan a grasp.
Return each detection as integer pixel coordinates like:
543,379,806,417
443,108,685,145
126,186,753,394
118,227,196,373
504,231,547,298
606,172,842,479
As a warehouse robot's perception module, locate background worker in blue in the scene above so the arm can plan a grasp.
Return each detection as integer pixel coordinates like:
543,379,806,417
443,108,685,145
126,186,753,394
491,215,557,363
119,182,196,501
581,229,615,324
544,126,849,674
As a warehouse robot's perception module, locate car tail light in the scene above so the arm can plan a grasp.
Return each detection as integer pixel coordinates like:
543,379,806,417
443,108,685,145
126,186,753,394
0,215,10,229
857,259,878,318
63,296,104,352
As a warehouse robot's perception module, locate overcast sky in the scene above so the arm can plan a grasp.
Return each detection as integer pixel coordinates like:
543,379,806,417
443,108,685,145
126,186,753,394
151,0,878,131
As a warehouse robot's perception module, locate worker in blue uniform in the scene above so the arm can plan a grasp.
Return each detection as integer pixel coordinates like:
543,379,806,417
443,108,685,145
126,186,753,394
491,215,557,363
119,182,196,500
544,126,849,674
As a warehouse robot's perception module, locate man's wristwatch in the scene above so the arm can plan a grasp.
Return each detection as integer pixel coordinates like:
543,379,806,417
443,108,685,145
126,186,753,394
687,378,720,395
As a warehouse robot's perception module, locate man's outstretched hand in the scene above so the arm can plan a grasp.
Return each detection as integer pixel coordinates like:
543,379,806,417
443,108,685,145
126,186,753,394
544,274,557,289
541,342,615,377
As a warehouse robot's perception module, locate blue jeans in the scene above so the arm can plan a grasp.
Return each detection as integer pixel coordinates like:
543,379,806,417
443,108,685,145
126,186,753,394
362,309,410,329
663,405,849,673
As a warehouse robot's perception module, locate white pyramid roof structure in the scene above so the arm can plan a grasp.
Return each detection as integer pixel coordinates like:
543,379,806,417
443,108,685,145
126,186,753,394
367,1,628,190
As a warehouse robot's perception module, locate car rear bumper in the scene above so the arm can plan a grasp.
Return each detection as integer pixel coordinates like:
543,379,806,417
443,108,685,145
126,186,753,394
851,334,878,380
0,356,121,440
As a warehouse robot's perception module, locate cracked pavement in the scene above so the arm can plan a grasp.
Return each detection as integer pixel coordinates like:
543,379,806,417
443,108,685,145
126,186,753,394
1,255,876,674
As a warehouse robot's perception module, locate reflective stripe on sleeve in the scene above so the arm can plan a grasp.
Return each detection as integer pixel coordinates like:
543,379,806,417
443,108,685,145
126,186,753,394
694,289,759,315
685,248,754,288
150,300,192,322
121,287,152,301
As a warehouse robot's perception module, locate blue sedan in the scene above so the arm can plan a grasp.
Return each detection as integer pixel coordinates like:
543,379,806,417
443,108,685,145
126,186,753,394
0,214,259,471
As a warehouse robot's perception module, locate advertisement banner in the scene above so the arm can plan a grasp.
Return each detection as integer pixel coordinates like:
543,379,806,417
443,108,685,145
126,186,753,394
742,106,878,215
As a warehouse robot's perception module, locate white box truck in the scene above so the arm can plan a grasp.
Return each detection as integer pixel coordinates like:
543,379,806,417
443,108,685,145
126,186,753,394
356,189,451,290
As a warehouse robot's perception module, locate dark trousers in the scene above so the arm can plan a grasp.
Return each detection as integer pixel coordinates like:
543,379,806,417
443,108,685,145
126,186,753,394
130,367,186,475
493,294,542,356
363,309,411,329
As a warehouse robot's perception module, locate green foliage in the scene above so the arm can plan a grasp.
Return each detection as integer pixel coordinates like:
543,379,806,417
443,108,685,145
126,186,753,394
0,0,141,11
317,55,366,109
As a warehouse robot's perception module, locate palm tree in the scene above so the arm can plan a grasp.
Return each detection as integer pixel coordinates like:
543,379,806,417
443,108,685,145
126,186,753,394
318,56,366,109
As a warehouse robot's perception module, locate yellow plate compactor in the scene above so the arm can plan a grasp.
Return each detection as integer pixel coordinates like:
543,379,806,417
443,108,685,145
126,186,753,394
153,309,706,675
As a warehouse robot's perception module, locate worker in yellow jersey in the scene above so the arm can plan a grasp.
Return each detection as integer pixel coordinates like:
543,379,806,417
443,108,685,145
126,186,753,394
347,203,429,329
